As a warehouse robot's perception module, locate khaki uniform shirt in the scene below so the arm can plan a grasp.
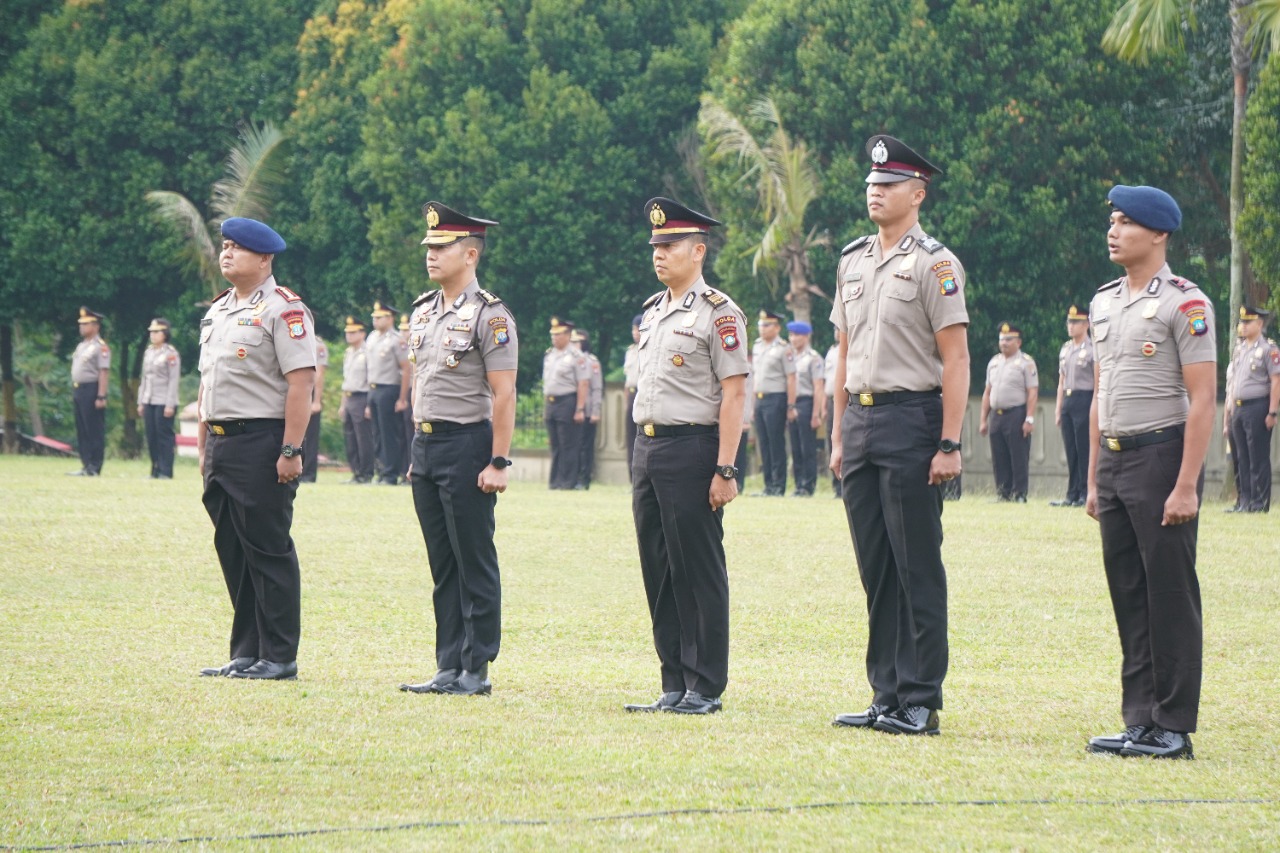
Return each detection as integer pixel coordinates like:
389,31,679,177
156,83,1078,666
985,351,1037,409
543,345,589,396
139,343,180,407
586,352,603,418
623,344,639,392
829,224,969,393
1089,264,1217,436
342,342,370,393
407,280,519,423
1227,336,1280,401
1058,338,1095,393
366,328,407,386
752,337,794,393
793,345,824,397
198,276,317,421
631,278,750,426
824,344,839,398
72,334,111,385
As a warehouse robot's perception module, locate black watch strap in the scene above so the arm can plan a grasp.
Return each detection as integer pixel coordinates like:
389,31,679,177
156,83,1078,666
491,456,513,469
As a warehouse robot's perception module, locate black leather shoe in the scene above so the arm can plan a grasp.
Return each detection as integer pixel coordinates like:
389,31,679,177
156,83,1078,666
66,469,89,476
873,704,940,735
229,659,298,680
668,691,721,714
1120,726,1194,759
437,667,491,695
1049,499,1072,507
199,656,256,677
624,691,685,712
1086,724,1150,755
833,703,892,728
399,669,460,694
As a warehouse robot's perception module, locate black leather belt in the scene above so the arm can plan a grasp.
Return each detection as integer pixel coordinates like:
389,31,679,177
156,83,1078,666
849,389,941,407
994,404,1026,416
1064,388,1092,397
343,390,368,397
1235,396,1268,407
1101,424,1183,452
419,420,486,435
206,418,284,436
639,424,716,438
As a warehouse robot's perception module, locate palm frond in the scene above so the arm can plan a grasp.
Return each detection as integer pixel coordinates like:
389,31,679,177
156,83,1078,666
698,95,767,181
1102,0,1193,63
144,190,220,295
210,122,287,222
1250,0,1280,54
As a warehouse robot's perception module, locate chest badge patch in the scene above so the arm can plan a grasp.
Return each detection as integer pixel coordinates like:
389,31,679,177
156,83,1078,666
411,334,422,349
682,312,698,328
1141,301,1159,319
236,347,247,359
899,253,916,270
671,354,685,367
445,354,460,368
1141,341,1157,357
457,304,476,321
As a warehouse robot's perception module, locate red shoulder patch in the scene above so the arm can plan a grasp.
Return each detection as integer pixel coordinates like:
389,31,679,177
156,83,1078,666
281,309,307,339
275,286,303,303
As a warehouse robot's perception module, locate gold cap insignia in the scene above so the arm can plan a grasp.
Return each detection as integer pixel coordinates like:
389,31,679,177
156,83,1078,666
649,204,666,228
425,205,440,229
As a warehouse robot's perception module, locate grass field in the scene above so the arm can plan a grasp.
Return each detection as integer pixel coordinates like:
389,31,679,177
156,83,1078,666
1,456,1277,851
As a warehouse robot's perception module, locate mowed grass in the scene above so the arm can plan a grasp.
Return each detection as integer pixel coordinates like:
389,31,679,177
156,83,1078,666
1,456,1277,851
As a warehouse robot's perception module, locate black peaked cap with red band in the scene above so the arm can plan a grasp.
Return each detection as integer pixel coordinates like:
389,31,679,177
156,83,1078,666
865,135,942,184
645,197,722,245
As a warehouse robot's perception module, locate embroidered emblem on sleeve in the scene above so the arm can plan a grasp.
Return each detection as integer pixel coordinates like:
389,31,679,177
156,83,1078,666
282,309,308,340
1178,300,1209,336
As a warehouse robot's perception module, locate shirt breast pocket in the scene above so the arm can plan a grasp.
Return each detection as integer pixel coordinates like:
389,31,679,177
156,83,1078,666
1129,322,1168,356
230,326,264,347
664,334,697,368
882,280,919,327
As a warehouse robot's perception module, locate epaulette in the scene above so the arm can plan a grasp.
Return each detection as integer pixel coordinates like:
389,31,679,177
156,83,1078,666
841,235,871,255
642,290,664,309
275,286,303,302
411,290,440,308
1167,276,1195,293
476,288,502,306
1097,277,1123,293
702,289,728,308
918,235,944,254
214,287,233,304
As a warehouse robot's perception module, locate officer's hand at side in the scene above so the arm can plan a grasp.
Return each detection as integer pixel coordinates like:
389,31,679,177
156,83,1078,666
927,450,961,486
394,398,407,413
94,398,106,410
1267,413,1277,431
198,448,205,476
136,404,144,417
163,406,174,418
1085,488,1099,521
477,465,507,495
364,407,372,420
786,407,798,423
978,419,989,436
829,444,843,477
277,453,303,484
311,400,322,414
1021,421,1034,438
708,475,737,511
810,413,821,429
573,410,585,424
1162,484,1199,526
1054,411,1061,427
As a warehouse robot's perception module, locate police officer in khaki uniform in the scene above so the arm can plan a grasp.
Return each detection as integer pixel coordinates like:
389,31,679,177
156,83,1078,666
398,201,517,697
1052,306,1094,506
980,323,1038,502
339,316,375,483
786,320,825,496
300,335,328,483
399,314,415,482
571,328,604,489
1224,306,1280,512
365,301,410,484
830,136,969,737
752,310,796,495
542,318,590,489
138,318,180,479
197,217,316,681
1085,185,1215,760
824,340,841,497
625,197,748,716
69,308,111,476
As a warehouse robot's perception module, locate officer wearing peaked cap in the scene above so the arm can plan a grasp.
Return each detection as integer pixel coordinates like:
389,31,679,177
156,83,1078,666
138,317,180,479
980,323,1038,502
68,307,111,476
366,300,410,484
543,316,590,489
400,201,517,698
625,197,749,716
752,309,796,496
339,315,375,483
830,136,969,737
398,313,415,481
571,327,603,489
1224,305,1280,512
786,320,825,496
1053,305,1094,506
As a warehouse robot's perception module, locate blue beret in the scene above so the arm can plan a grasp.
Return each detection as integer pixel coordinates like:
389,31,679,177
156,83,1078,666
1107,185,1181,233
786,321,812,335
632,314,645,326
221,217,287,254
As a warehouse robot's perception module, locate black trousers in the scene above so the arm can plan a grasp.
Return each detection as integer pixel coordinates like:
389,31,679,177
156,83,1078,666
625,390,638,482
401,407,414,479
1230,398,1273,511
734,428,750,491
73,383,105,474
1096,435,1202,732
368,384,403,483
632,431,729,697
788,396,818,494
301,410,322,482
410,422,502,671
577,421,598,488
142,403,175,478
754,391,787,495
989,404,1029,500
840,397,947,710
340,392,375,481
202,425,301,663
544,396,582,490
1060,391,1092,503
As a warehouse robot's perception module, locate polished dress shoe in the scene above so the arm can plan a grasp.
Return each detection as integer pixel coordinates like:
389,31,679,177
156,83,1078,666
437,667,491,695
399,669,460,694
1120,726,1193,759
873,704,940,735
1086,724,1150,755
668,691,721,715
624,691,685,713
229,659,298,680
199,656,256,677
833,703,892,728
1049,499,1072,507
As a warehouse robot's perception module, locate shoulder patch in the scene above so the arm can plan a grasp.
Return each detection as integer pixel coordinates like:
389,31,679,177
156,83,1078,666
1096,277,1123,293
412,290,440,308
841,235,871,255
918,235,944,254
214,287,233,304
476,288,502,306
275,286,303,303
642,290,665,309
1167,276,1195,293
701,289,727,308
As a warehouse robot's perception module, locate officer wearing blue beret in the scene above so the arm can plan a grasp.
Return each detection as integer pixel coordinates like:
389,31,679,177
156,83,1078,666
1085,185,1215,759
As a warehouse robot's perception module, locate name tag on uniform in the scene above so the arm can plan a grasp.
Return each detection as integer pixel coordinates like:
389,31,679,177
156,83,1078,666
672,327,695,338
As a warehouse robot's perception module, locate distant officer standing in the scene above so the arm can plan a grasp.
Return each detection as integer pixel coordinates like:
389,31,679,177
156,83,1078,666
365,301,410,485
752,310,796,495
339,316,375,484
137,318,180,479
1224,306,1280,512
623,314,643,480
399,314,415,483
571,328,603,489
300,335,328,483
1085,185,1215,759
68,308,110,477
197,217,316,681
542,318,589,489
830,136,969,737
786,320,825,496
1052,306,1094,506
979,324,1038,502
824,340,840,497
625,197,748,716
398,201,517,697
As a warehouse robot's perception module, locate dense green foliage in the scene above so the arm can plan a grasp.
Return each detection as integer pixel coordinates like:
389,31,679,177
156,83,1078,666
1241,55,1280,310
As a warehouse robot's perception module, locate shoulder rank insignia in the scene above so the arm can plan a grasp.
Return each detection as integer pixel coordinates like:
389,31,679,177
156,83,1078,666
1167,276,1194,293
477,288,503,305
1096,277,1123,293
841,235,871,255
642,290,665,309
214,287,233,304
411,290,440,308
701,289,727,308
275,286,303,302
918,235,944,254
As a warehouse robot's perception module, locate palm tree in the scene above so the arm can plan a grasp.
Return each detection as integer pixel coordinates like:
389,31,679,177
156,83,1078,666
146,122,287,299
698,95,829,323
1103,0,1280,320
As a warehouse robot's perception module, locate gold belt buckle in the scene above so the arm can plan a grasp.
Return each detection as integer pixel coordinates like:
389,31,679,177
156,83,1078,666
756,392,765,399
1065,389,1072,396
643,424,655,437
859,393,874,406
1236,399,1243,407
422,422,433,434
1106,437,1121,451
210,425,225,436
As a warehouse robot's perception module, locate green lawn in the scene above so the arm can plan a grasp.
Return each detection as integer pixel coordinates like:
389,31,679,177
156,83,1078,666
1,457,1276,850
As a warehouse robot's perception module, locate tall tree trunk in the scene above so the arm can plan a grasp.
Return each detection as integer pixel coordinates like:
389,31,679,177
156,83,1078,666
785,250,812,323
118,338,142,458
1,322,17,453
22,374,44,436
1229,0,1253,325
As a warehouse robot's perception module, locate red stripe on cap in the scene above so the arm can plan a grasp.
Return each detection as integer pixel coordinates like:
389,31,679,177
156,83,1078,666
652,219,709,232
431,224,487,235
877,161,927,174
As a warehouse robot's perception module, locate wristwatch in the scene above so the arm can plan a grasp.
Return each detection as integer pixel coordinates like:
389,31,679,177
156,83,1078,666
937,439,962,454
280,443,302,458
1024,416,1035,425
716,464,739,480
490,456,513,469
